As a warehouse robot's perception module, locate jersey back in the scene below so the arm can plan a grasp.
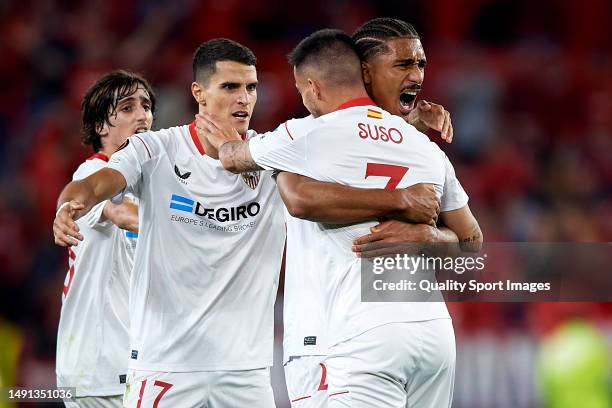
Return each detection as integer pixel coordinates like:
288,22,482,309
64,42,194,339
251,102,459,346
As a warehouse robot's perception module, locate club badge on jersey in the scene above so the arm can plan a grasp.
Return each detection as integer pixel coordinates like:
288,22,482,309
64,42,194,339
241,171,261,189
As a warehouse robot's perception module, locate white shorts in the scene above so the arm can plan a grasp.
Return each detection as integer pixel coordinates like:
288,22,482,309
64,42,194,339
123,368,275,408
326,319,455,408
284,355,328,407
63,395,122,408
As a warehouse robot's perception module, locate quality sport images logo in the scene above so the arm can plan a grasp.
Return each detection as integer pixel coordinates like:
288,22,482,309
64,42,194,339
169,194,260,222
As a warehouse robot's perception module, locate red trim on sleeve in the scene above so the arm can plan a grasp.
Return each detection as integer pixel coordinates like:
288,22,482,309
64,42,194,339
284,122,294,140
334,97,376,112
329,391,350,397
189,121,206,155
290,395,312,403
87,153,109,162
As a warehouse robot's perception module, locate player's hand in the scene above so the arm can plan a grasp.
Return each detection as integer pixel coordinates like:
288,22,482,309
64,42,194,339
53,201,85,247
394,183,440,225
352,220,438,258
195,113,241,150
407,100,453,143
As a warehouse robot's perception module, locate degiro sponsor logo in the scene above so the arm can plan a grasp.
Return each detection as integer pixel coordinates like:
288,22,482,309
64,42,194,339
169,194,260,222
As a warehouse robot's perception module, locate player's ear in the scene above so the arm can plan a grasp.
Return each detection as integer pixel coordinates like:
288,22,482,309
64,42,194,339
308,79,322,100
361,61,372,85
191,81,206,106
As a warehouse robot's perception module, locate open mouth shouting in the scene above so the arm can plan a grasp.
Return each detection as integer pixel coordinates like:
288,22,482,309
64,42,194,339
398,86,420,116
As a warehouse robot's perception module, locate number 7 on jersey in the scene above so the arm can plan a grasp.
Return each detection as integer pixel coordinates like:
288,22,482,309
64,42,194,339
365,163,409,189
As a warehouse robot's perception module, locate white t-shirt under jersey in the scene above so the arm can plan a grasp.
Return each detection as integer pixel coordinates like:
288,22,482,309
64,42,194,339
56,154,136,396
107,123,285,372
249,98,469,348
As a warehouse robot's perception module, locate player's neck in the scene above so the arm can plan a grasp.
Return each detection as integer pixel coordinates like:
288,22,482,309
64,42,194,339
326,88,371,114
192,105,218,158
98,145,114,159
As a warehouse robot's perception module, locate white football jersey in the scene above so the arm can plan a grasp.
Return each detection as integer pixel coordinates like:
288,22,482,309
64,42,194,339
250,116,329,363
56,154,136,396
107,123,285,372
249,98,469,347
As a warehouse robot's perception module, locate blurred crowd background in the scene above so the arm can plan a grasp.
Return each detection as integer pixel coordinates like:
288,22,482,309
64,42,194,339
0,0,610,407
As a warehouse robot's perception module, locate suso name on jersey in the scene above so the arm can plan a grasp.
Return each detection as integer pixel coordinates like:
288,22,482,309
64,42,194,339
357,123,403,144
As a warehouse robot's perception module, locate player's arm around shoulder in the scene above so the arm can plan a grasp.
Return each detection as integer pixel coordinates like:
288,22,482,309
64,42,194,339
195,113,316,174
351,207,483,258
276,171,440,224
53,168,128,247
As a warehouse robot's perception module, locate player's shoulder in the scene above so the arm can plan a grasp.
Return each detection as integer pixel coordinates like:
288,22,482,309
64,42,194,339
129,125,186,145
72,154,108,181
126,125,190,156
286,114,316,127
248,115,316,143
284,115,318,138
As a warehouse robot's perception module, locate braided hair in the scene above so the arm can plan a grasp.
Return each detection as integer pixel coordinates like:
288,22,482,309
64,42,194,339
351,18,420,61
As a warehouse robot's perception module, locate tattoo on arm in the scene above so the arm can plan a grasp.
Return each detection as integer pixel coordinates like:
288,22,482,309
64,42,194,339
220,141,262,173
459,221,483,252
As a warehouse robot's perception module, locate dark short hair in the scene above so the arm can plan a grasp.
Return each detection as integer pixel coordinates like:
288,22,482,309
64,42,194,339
287,28,362,87
81,70,156,153
192,38,257,84
352,17,420,61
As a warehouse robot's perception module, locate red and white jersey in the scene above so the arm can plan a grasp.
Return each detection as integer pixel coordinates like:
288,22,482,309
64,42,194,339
56,154,137,396
249,98,469,348
106,123,285,372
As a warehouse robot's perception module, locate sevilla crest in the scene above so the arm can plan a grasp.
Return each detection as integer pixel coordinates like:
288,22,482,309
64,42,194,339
241,171,261,189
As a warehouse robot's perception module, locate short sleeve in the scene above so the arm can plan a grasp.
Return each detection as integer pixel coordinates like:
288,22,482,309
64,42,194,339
249,117,317,172
107,133,158,197
441,154,469,212
248,129,312,176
